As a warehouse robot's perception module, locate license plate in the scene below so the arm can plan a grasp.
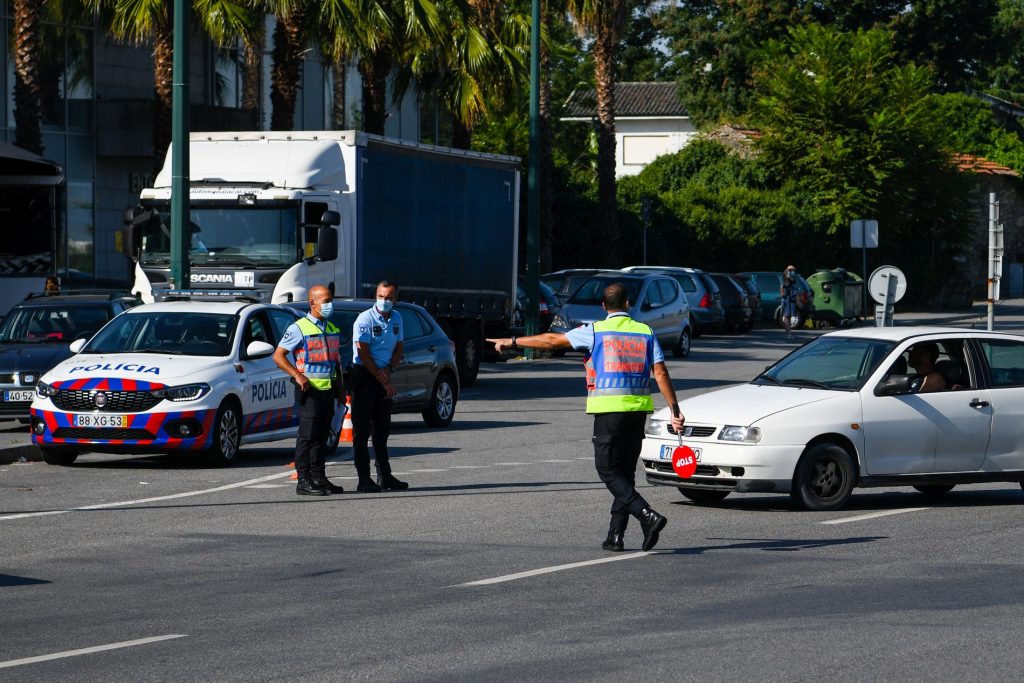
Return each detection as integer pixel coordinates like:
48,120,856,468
3,390,35,402
73,414,128,428
660,444,702,462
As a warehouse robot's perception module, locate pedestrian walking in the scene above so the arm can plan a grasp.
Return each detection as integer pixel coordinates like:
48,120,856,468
350,280,409,492
488,282,684,552
273,284,346,496
781,265,800,338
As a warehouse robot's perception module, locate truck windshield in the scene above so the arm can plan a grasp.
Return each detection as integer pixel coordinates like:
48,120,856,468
138,205,299,267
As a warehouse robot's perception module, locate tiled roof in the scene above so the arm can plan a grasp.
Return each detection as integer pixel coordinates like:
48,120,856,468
562,82,688,118
952,153,1018,177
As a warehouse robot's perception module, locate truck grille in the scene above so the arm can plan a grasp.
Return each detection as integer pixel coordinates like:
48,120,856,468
53,427,154,441
53,390,162,413
667,425,716,438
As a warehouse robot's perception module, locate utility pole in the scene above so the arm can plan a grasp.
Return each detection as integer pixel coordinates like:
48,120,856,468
988,192,1003,331
524,0,541,357
170,0,190,290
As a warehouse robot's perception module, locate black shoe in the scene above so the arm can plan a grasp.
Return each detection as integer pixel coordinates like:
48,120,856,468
601,529,625,552
378,475,409,491
637,507,667,551
296,479,329,497
313,477,345,494
356,479,382,493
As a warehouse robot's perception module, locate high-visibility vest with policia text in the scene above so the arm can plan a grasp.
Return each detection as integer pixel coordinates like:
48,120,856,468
293,317,341,390
583,316,655,414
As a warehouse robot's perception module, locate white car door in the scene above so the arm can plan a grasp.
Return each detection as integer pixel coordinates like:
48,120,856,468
239,309,293,436
976,337,1024,471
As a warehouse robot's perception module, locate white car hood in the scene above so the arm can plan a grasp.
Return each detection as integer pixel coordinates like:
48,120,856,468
44,353,225,384
659,383,843,425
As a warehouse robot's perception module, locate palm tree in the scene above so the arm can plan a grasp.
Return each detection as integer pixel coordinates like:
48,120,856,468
565,0,628,265
12,0,44,154
268,5,307,130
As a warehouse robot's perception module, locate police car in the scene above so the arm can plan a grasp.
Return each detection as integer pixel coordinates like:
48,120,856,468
30,299,303,466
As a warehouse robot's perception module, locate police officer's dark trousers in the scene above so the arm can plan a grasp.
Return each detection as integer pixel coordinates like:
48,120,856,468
592,411,649,531
350,365,394,482
295,386,335,481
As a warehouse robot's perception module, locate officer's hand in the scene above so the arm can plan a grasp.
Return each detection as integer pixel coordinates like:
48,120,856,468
486,338,509,352
383,380,395,399
670,411,685,433
294,374,310,392
375,367,391,384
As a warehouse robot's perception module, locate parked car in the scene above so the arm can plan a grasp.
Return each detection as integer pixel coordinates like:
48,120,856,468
1,290,140,421
620,266,724,337
740,270,814,328
550,273,692,357
290,299,459,430
540,269,614,305
732,273,763,329
514,276,560,333
707,273,752,332
640,326,1024,511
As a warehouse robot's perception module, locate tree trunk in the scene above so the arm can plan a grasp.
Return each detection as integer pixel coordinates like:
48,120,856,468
359,49,391,135
451,118,472,149
332,58,347,129
152,27,174,174
12,0,43,154
270,12,305,131
592,29,619,266
538,0,554,273
241,24,264,126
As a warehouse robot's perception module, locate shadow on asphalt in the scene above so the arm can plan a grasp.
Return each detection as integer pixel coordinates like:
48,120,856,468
669,486,1024,513
656,535,887,555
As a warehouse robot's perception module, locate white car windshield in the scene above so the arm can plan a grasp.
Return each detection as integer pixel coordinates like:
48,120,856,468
757,336,896,391
82,312,235,357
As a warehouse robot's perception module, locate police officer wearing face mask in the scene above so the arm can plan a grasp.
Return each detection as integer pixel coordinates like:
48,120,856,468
350,280,408,492
274,284,345,496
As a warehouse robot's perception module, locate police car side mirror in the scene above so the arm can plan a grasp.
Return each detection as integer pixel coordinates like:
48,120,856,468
246,341,275,359
69,338,87,354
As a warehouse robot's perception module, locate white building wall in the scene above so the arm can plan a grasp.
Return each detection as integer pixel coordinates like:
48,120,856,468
615,117,698,177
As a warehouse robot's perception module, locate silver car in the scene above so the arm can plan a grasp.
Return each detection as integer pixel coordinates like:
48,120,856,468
549,273,692,357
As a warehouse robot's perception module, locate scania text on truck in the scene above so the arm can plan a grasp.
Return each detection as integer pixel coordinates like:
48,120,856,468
123,131,521,386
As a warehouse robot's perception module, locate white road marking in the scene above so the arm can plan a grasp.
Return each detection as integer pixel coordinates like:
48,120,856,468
453,551,654,587
540,459,574,463
407,469,448,473
493,462,530,466
245,484,291,489
450,465,489,469
820,507,929,525
0,634,187,669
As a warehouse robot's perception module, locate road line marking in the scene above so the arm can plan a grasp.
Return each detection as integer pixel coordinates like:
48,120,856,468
493,462,530,466
406,469,448,473
540,459,574,463
0,634,187,669
452,551,653,587
450,465,489,469
820,508,929,525
245,484,291,489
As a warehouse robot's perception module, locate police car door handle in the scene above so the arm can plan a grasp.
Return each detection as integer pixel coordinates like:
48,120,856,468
969,398,989,408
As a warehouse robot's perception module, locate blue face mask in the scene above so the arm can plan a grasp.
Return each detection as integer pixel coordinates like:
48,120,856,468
377,298,394,314
318,301,333,318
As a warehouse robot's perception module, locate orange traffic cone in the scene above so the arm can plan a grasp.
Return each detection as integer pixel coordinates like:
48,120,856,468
288,460,297,480
339,395,354,444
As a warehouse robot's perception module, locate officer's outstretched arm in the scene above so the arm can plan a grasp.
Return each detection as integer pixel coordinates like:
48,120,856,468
486,333,572,352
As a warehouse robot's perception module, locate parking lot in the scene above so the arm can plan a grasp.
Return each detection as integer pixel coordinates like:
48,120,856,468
3,309,1024,681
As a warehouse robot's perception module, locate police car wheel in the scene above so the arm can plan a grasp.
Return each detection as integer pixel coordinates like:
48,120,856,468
40,447,79,466
677,488,729,505
206,401,241,466
422,372,457,427
790,442,854,511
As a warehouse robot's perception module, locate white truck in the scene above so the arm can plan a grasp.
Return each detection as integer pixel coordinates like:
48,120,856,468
124,131,521,386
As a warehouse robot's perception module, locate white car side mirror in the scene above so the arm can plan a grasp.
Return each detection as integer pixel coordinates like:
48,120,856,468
246,341,275,359
69,338,86,354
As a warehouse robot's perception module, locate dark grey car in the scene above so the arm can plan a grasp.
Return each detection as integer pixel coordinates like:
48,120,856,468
621,266,724,337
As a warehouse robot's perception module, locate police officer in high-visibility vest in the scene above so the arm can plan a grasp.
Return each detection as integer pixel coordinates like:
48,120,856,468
274,284,345,496
488,282,684,552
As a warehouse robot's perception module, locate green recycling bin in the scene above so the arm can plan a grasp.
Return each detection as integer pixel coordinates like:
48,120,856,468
807,268,863,327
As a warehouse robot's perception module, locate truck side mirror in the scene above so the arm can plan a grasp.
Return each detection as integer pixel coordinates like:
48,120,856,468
320,210,341,226
317,227,338,262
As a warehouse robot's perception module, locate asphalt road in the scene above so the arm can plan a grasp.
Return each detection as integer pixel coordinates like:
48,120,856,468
3,323,1024,681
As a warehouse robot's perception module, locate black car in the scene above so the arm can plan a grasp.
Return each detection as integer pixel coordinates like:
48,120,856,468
732,273,763,329
0,290,140,420
707,273,753,332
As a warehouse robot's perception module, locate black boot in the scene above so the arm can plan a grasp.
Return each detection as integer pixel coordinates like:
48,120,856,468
296,477,328,497
378,474,409,491
637,507,667,551
601,529,625,552
312,476,344,494
356,478,382,493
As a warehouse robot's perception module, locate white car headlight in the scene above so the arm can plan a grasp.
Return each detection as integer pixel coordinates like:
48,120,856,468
646,418,669,436
719,425,762,443
153,383,212,402
36,380,56,398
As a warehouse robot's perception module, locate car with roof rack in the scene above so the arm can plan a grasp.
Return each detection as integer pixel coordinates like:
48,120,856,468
29,296,303,466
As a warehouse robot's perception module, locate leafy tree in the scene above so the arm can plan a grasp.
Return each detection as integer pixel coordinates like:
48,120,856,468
930,92,1024,173
988,0,1024,103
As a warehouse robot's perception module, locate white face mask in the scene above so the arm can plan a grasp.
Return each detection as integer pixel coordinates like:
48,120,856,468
376,298,393,313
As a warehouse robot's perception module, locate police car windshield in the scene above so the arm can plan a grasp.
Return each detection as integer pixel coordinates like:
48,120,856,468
0,305,111,343
568,277,643,306
757,336,896,391
83,312,234,357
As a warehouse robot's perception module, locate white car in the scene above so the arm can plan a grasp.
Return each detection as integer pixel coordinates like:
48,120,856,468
641,326,1024,510
30,300,304,466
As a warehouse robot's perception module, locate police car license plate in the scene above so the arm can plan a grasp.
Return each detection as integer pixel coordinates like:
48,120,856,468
660,444,701,461
3,390,34,402
73,414,128,428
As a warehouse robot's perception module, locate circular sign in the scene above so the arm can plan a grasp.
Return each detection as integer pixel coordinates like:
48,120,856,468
867,266,907,305
672,446,698,478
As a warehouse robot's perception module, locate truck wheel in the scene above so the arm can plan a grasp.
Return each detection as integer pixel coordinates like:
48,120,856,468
40,447,78,466
455,322,481,388
677,488,729,505
422,372,457,427
672,328,691,358
790,442,854,511
205,400,242,466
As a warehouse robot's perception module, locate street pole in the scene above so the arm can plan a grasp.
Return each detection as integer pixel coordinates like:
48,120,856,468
524,0,541,358
170,0,190,290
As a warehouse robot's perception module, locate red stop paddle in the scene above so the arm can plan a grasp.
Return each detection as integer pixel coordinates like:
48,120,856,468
670,405,697,478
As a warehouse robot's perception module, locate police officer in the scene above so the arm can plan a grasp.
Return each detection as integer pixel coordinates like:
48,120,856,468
273,284,345,496
488,282,684,552
350,280,409,492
